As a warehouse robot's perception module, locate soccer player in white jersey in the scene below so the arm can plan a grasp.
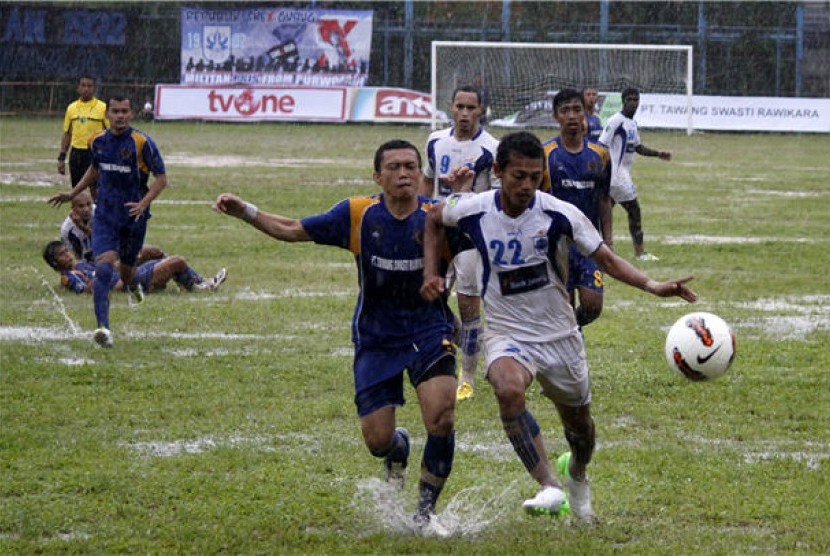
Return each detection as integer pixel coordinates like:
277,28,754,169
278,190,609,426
60,189,95,262
599,87,672,261
422,85,500,401
421,131,697,521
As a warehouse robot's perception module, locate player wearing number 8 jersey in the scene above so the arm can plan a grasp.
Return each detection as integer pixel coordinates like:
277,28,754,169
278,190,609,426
543,88,613,329
421,131,698,522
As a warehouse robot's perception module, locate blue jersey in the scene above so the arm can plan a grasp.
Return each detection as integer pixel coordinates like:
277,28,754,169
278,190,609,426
542,136,611,230
90,127,165,226
585,113,603,141
60,261,119,294
301,194,455,350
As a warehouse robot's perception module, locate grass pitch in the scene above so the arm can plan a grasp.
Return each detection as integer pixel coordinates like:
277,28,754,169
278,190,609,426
1,117,829,553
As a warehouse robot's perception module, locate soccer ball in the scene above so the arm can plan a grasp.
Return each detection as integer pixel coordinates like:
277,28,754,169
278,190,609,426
665,312,736,381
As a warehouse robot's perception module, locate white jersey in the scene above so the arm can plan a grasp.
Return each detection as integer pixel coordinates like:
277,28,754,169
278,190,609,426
442,190,603,342
598,112,641,187
424,127,500,200
60,213,93,262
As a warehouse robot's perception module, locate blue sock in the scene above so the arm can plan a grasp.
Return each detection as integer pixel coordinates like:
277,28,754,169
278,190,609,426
418,431,455,514
502,409,542,473
460,318,480,357
174,267,202,290
423,431,455,479
371,428,409,463
93,262,114,329
387,429,409,464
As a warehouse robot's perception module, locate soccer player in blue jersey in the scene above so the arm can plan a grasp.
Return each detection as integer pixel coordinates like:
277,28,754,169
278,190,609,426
48,95,168,348
214,140,459,531
422,85,500,401
581,86,603,141
599,87,672,261
543,88,613,328
43,241,226,295
421,131,697,522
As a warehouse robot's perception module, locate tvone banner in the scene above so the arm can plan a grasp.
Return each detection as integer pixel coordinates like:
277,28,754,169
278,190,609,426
180,6,372,88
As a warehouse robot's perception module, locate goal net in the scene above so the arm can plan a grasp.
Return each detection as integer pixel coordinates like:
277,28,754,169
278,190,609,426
431,42,694,134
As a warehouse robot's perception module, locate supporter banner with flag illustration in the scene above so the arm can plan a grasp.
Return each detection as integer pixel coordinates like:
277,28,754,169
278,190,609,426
180,6,372,87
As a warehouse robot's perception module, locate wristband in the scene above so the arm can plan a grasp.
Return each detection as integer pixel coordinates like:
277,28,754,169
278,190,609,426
241,202,259,223
58,152,67,161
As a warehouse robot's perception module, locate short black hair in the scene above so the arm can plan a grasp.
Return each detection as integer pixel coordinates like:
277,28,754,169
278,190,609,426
43,240,65,270
621,86,640,99
373,139,421,172
106,95,132,110
451,85,481,106
78,75,96,85
495,131,543,169
553,88,584,113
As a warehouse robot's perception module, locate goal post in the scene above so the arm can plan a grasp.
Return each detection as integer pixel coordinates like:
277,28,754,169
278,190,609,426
431,41,694,135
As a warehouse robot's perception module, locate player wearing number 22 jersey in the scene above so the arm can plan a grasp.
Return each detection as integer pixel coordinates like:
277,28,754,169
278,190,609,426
441,188,603,342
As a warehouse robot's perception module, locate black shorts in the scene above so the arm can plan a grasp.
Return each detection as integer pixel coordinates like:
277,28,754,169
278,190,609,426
69,148,92,187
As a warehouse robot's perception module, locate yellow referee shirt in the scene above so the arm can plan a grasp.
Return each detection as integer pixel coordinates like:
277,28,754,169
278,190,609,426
63,98,109,150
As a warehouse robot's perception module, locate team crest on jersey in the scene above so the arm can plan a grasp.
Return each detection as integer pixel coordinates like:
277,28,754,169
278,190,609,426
533,233,549,256
369,224,383,242
120,147,133,161
445,193,463,206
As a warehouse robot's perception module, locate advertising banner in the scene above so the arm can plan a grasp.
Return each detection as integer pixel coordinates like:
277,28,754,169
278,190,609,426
155,85,347,122
180,6,372,87
350,88,435,123
636,94,830,133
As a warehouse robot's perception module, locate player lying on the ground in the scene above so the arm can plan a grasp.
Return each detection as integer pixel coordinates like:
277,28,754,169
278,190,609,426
43,240,227,295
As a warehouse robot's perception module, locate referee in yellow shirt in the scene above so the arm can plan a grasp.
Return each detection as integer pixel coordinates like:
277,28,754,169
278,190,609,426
58,75,109,188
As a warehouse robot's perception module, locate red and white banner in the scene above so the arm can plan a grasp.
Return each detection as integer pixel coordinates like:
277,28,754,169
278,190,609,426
349,87,435,123
155,85,347,122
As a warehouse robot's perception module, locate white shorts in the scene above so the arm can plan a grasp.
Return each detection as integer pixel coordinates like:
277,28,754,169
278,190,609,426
482,330,591,407
448,248,482,297
610,168,638,203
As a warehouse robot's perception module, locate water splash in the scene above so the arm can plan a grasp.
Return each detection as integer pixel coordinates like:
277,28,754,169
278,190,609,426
353,477,519,538
35,265,80,335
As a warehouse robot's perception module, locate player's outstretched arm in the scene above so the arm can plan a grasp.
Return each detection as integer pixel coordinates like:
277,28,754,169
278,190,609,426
213,193,311,243
635,144,672,161
48,165,99,207
420,204,446,302
593,244,697,303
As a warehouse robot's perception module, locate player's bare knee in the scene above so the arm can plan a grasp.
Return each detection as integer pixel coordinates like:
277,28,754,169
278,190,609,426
165,255,187,271
365,429,396,457
426,408,455,437
493,383,528,416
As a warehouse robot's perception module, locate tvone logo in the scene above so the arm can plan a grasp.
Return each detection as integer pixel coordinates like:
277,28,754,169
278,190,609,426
207,89,295,116
376,91,431,119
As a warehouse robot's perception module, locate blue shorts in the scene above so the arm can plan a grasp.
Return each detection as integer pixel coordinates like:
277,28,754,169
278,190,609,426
353,335,456,417
91,214,147,266
566,244,604,294
133,260,158,292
